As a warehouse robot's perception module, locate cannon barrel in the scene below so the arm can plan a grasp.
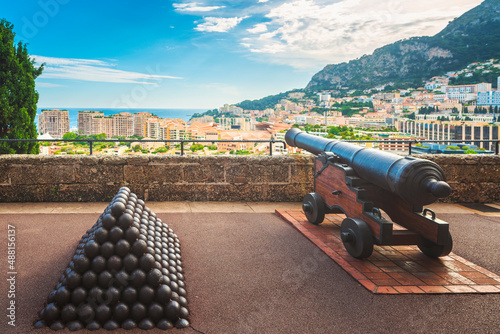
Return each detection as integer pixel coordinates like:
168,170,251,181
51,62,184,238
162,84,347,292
285,128,451,206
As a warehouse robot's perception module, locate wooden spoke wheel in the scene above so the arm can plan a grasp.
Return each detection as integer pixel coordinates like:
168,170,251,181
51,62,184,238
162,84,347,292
418,231,453,258
340,217,374,259
302,193,326,225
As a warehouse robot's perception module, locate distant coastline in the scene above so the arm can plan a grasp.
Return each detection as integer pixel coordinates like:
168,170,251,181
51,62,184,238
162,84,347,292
36,108,208,129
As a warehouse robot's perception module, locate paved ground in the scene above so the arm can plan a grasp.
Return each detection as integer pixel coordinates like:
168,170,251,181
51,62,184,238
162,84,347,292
0,202,499,333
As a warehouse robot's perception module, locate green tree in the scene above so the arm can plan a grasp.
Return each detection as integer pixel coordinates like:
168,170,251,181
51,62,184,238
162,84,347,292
0,19,43,154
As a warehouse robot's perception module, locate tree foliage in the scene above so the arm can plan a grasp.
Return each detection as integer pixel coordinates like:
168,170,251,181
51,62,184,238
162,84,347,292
0,19,43,154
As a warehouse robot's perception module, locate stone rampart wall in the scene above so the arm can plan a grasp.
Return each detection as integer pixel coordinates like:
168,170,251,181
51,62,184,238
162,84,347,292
0,154,498,203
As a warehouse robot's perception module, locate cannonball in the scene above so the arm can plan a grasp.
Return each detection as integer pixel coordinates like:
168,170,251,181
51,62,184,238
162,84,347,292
55,286,71,306
102,214,116,230
115,240,131,257
130,269,146,288
67,320,84,331
177,273,185,281
113,303,129,322
86,321,101,331
95,304,112,323
162,275,171,286
103,320,119,330
176,318,190,329
122,287,137,304
179,306,189,319
115,270,129,288
100,242,114,259
34,320,46,329
91,256,107,274
179,296,188,307
84,240,100,259
177,265,183,274
117,213,133,230
71,287,87,305
125,227,140,244
82,271,97,289
119,186,130,193
107,255,122,272
124,208,134,216
110,202,126,218
109,227,124,243
138,318,155,330
74,255,90,273
164,300,180,321
131,302,147,321
123,254,139,272
178,280,185,289
66,271,82,289
139,254,155,272
171,291,180,302
178,287,187,297
38,307,45,319
137,199,145,206
138,286,155,305
88,287,104,303
43,303,60,323
95,227,109,244
98,270,113,288
77,304,95,324
103,287,120,306
157,319,174,330
148,303,163,322
155,285,172,304
147,269,163,288
122,319,137,330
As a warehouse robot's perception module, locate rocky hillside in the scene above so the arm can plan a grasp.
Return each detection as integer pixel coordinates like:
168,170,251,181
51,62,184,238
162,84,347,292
306,0,500,91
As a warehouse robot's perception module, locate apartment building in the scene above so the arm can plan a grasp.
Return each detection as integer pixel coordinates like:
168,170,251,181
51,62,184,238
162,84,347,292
77,111,133,138
443,83,492,102
477,91,500,107
133,112,153,137
38,109,70,138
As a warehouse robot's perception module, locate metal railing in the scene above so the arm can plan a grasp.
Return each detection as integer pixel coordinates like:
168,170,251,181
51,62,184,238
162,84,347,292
0,138,287,156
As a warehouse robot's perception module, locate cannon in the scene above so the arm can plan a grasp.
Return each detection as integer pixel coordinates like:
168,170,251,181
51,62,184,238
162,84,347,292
286,128,453,259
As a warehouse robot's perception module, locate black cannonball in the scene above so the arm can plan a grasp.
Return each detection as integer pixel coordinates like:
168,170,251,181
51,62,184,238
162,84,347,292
168,265,177,274
103,287,120,306
176,318,190,329
84,240,100,259
74,255,90,274
107,255,122,272
138,286,155,305
157,319,174,330
131,303,147,321
177,273,185,281
170,281,179,293
137,199,145,206
170,291,180,302
66,271,82,289
82,271,97,289
122,287,137,304
124,208,134,216
155,285,172,304
94,227,109,244
91,256,107,274
71,287,87,305
122,319,137,330
113,303,129,322
115,240,131,257
164,300,180,321
138,318,155,330
95,304,112,323
110,202,126,218
178,280,185,289
38,307,45,319
102,214,116,230
86,321,101,331
154,254,162,262
125,227,140,244
177,265,183,274
117,213,133,230
179,296,188,307
103,320,120,330
88,287,104,303
100,242,114,259
77,304,95,324
43,303,60,323
138,234,147,242
109,227,124,243
34,320,46,329
115,270,129,288
148,303,163,322
123,254,139,272
98,270,113,288
130,269,146,288
55,286,71,306
162,275,171,286
170,273,179,283
139,254,155,272
67,320,84,331
120,186,130,193
179,306,189,319
147,268,163,288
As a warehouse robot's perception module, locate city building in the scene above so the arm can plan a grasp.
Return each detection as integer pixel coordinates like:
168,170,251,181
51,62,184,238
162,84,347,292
77,111,133,138
477,91,500,107
38,109,70,138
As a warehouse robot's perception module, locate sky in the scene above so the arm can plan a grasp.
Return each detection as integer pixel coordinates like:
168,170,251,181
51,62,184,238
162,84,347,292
1,0,483,109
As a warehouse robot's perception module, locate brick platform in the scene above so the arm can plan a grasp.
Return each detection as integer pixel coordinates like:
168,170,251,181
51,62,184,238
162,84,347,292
276,209,500,294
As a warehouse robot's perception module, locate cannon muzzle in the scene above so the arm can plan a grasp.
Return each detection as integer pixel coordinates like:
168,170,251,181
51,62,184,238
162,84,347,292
285,128,451,206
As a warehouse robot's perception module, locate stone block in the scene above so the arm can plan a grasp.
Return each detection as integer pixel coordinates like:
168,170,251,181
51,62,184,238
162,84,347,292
9,164,75,185
124,164,183,184
75,164,124,184
226,164,289,184
290,164,314,184
148,183,208,201
183,164,224,183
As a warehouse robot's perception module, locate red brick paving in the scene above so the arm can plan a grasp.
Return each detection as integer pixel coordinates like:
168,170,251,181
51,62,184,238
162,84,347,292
276,209,500,294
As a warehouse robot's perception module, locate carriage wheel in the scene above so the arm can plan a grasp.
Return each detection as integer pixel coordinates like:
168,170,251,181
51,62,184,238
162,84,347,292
302,193,326,225
340,217,374,259
418,232,453,258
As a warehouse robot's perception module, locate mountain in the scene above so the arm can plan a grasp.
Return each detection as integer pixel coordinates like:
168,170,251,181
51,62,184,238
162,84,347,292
306,0,500,91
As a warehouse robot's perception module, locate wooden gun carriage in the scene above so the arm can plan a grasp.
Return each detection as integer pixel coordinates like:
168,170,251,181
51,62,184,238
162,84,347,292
285,128,453,259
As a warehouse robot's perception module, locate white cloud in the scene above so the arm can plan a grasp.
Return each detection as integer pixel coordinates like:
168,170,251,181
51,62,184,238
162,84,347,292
195,16,248,33
241,0,483,69
258,0,270,2
36,82,64,88
33,55,182,84
173,2,225,12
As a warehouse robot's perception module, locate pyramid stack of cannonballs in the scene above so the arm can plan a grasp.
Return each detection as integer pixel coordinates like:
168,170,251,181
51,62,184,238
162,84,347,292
34,187,189,331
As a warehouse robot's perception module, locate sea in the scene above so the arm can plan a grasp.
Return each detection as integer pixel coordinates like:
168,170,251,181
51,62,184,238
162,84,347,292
36,108,208,130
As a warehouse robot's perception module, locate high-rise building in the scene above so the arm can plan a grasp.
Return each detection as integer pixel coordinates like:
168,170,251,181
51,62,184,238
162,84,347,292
78,111,105,136
78,111,133,138
133,112,152,137
38,109,70,138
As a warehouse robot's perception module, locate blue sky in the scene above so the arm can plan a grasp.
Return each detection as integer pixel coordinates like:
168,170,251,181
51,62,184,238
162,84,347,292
1,0,482,109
